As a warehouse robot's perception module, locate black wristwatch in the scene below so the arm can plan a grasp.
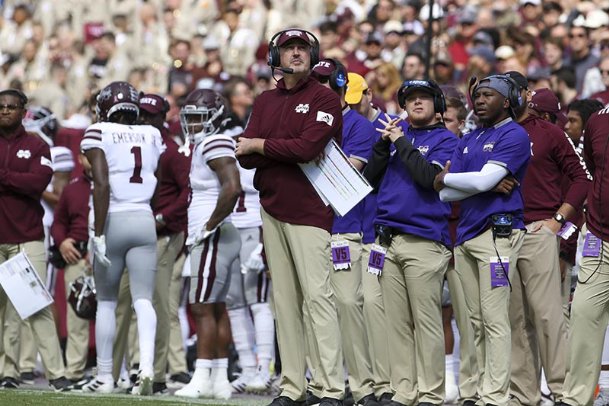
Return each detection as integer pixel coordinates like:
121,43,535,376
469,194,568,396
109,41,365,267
552,212,566,225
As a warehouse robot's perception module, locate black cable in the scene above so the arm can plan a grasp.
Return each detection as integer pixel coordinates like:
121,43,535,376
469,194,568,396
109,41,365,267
492,233,513,292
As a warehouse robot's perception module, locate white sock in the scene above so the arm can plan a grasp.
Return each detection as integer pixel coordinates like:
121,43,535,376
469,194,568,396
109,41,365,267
213,358,228,382
250,303,274,373
193,358,213,381
96,300,117,382
133,298,157,377
445,353,456,383
178,305,189,352
228,307,257,370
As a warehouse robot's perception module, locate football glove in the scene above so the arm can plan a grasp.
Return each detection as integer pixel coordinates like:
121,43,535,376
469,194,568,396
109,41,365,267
242,243,265,273
92,235,112,267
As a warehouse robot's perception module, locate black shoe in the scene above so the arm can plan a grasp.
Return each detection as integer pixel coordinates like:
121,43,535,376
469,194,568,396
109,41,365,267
379,393,394,405
20,371,36,385
167,371,191,388
49,376,73,392
152,382,168,395
0,377,19,389
129,363,140,385
320,398,343,406
70,376,93,390
418,403,436,406
386,401,407,406
463,401,477,406
307,391,322,405
269,396,306,406
358,394,381,406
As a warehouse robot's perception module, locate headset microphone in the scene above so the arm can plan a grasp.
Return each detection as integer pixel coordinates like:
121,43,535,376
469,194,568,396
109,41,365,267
275,66,294,74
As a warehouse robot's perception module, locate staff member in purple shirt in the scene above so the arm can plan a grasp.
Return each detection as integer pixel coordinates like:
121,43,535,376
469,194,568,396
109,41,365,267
236,28,345,406
364,79,457,406
434,75,531,406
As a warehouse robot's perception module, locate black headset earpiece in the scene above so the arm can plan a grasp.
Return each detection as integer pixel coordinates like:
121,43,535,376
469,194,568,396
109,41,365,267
268,29,320,69
327,58,348,91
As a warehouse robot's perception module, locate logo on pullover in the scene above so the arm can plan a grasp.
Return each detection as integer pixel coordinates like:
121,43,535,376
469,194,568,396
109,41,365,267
295,104,309,113
16,149,31,159
316,111,334,126
483,142,495,152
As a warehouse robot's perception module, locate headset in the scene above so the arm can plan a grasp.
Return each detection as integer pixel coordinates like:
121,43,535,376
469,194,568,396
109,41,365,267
268,28,320,72
472,74,523,109
313,58,348,91
397,79,446,113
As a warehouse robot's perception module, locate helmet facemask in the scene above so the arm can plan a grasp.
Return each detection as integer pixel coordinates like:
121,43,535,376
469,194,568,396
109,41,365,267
180,104,225,144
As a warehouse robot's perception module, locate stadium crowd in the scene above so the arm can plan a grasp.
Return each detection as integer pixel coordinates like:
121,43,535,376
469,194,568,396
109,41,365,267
1,0,609,406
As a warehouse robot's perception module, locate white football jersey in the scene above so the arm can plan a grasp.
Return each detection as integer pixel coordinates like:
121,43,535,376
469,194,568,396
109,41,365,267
42,146,75,228
80,122,165,213
187,134,236,245
231,163,262,229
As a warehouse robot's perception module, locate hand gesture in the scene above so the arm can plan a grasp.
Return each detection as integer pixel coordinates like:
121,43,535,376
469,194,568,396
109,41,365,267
433,161,451,192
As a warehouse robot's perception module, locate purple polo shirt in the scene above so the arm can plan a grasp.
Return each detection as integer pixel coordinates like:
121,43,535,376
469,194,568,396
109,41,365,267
450,118,531,246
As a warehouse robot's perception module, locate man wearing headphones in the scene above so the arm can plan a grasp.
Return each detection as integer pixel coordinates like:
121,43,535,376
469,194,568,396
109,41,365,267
363,80,457,406
434,75,531,406
236,29,345,406
308,59,378,406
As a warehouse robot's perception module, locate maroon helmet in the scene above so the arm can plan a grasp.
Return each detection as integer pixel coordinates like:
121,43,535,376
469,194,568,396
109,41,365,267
68,275,97,320
96,81,139,122
179,89,227,144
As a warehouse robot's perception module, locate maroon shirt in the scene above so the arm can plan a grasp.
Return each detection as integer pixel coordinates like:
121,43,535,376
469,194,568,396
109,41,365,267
51,174,91,245
0,126,53,243
583,109,609,241
239,76,343,232
520,115,591,223
154,128,190,235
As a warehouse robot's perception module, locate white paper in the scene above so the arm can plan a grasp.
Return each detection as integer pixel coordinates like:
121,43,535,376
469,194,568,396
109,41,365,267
0,252,54,319
299,139,373,216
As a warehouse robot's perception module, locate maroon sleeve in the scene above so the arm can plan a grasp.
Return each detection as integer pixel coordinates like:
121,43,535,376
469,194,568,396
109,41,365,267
263,92,342,163
239,96,278,169
51,187,70,245
583,122,595,173
555,130,592,212
0,142,53,198
158,148,190,225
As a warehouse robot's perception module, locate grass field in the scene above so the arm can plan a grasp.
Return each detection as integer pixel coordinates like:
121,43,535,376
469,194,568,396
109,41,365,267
0,389,271,405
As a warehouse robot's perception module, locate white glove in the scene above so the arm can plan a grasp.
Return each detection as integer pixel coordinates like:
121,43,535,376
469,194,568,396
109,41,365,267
92,235,112,267
243,243,265,273
194,223,218,246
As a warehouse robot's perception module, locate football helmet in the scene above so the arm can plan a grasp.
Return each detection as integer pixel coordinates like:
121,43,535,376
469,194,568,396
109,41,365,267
23,106,58,146
179,89,227,145
68,275,97,320
96,81,139,123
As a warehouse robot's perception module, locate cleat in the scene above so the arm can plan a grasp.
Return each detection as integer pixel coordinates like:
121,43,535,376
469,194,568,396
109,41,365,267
82,378,115,394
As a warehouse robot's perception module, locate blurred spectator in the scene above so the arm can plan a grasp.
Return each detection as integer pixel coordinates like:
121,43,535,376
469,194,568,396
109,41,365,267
369,62,402,114
551,67,578,109
448,6,479,80
0,4,34,57
565,98,605,145
581,32,609,98
564,25,599,94
401,52,426,81
541,1,564,35
383,20,406,68
590,56,609,105
223,77,254,131
87,31,131,90
519,0,543,34
30,62,73,120
5,38,46,93
433,52,455,85
544,38,565,72
211,8,258,77
466,46,497,81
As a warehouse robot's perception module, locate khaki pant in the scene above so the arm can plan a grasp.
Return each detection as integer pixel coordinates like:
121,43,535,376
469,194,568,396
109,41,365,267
509,223,567,405
362,243,391,398
446,266,480,401
455,228,525,406
563,228,609,406
261,208,344,401
168,253,188,375
381,234,450,405
113,232,185,382
307,233,374,402
0,241,65,380
64,260,91,380
18,321,37,374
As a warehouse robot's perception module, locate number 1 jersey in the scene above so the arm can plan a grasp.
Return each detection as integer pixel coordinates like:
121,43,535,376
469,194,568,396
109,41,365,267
81,122,166,213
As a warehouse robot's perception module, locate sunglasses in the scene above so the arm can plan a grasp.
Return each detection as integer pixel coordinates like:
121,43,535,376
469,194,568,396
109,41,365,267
569,33,586,39
601,69,609,75
0,104,22,111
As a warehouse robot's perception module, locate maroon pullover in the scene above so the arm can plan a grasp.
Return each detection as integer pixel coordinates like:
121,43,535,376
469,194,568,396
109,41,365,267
51,174,91,245
520,115,591,224
238,76,342,232
0,126,53,243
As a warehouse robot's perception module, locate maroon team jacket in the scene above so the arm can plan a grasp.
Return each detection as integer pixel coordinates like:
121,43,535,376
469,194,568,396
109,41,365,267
0,126,53,244
583,109,609,242
51,174,91,246
154,128,190,236
238,76,342,233
520,115,591,224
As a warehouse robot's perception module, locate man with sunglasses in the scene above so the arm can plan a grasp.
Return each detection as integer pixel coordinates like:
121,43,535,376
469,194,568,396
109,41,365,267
364,79,457,406
0,89,72,391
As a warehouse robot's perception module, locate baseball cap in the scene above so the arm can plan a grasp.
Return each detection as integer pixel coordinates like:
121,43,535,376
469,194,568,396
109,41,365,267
365,31,383,45
345,73,369,104
384,20,404,35
495,45,515,60
528,88,561,113
519,0,541,6
475,76,512,99
468,46,496,64
276,29,313,47
459,7,478,24
139,94,168,115
472,31,494,47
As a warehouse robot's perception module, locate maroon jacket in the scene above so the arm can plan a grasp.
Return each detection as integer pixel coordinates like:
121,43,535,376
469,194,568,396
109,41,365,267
51,174,91,245
583,109,609,242
238,75,342,232
154,128,190,235
520,115,591,224
0,126,53,244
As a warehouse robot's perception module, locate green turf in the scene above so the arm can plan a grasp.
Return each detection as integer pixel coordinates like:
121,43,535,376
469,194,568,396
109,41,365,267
0,390,270,405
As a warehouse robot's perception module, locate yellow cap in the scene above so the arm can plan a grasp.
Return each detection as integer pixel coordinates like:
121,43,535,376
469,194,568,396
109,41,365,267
345,72,369,105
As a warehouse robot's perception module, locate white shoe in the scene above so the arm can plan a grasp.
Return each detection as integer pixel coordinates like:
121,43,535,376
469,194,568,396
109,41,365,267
116,377,132,392
175,378,213,398
445,369,459,404
82,378,115,394
231,371,254,393
131,372,153,396
213,378,233,400
594,388,609,406
246,367,272,394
